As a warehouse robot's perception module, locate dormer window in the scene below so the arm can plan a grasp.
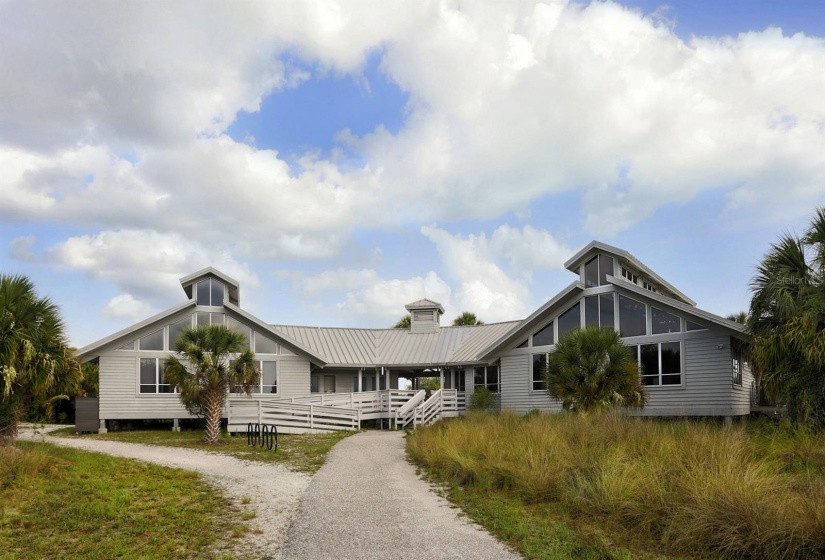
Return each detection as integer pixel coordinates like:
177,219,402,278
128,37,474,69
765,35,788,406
196,278,224,306
584,254,615,288
643,281,657,293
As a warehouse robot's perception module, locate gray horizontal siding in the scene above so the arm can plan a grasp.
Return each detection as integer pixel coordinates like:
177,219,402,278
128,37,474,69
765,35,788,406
499,355,563,414
498,331,746,417
277,356,312,398
99,354,192,420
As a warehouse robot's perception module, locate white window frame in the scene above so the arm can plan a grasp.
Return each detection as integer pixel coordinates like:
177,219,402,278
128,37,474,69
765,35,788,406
254,360,278,395
629,341,684,388
138,357,176,395
531,353,548,392
195,278,225,306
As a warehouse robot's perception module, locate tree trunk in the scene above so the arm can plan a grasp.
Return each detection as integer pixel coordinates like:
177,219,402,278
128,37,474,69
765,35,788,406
203,389,222,444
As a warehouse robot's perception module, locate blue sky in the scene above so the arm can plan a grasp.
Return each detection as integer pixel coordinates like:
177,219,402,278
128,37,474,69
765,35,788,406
1,0,824,347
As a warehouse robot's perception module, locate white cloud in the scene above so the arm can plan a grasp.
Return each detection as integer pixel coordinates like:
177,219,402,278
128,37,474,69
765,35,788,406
1,0,824,306
336,271,452,324
421,225,533,321
102,294,152,323
8,235,36,262
45,229,260,307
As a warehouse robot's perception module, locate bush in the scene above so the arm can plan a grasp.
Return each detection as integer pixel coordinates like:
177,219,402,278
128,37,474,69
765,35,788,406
469,387,495,410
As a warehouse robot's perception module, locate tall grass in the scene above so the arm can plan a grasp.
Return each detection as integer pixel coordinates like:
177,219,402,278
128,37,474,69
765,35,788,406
408,412,825,559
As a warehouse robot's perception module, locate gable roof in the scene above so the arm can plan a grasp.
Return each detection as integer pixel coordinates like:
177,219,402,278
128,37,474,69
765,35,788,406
565,240,696,306
76,300,328,365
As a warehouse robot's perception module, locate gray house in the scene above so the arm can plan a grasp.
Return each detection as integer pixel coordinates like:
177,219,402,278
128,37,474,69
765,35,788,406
77,241,752,433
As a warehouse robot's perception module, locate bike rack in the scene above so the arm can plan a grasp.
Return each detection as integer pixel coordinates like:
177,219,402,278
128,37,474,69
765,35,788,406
246,422,278,451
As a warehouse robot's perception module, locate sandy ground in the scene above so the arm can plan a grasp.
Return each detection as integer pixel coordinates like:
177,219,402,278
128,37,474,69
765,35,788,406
18,424,309,559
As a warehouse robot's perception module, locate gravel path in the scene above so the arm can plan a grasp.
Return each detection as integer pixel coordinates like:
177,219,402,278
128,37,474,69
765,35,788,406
18,425,309,560
279,430,521,560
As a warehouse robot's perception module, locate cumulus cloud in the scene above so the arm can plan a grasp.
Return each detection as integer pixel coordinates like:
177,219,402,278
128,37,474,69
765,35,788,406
1,0,824,328
8,235,37,262
336,271,453,324
102,294,153,323
45,229,260,307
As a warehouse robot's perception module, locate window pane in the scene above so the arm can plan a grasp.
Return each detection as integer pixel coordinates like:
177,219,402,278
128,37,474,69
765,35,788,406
640,344,659,380
226,317,250,349
585,296,599,328
599,255,614,286
661,342,681,375
600,293,615,329
168,315,192,350
516,339,528,348
557,303,581,340
486,367,498,386
197,312,210,327
255,332,279,354
584,257,599,288
686,320,705,331
140,358,156,388
533,321,554,347
474,367,485,386
652,307,681,334
210,313,224,326
311,375,319,393
532,354,546,391
261,361,277,394
139,329,164,351
210,280,224,307
662,374,681,385
196,280,211,305
619,295,646,337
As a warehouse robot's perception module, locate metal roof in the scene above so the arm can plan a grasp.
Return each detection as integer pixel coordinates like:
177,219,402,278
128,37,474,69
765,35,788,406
269,322,518,368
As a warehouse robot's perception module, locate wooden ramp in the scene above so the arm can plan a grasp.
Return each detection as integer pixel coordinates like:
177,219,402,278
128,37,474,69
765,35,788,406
227,389,464,434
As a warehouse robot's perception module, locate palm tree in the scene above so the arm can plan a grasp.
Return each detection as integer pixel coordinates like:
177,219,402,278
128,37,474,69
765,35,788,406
748,208,825,425
164,325,259,444
726,311,748,324
393,314,411,329
543,326,645,413
0,274,82,440
452,312,484,326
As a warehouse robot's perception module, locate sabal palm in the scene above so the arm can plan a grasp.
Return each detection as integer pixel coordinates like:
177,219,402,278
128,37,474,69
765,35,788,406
748,208,825,425
452,312,484,326
164,325,259,444
0,274,82,440
543,326,645,412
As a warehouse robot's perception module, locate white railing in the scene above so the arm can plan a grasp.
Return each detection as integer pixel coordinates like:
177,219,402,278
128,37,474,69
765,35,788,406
227,398,360,434
395,390,427,429
418,389,443,425
228,388,463,434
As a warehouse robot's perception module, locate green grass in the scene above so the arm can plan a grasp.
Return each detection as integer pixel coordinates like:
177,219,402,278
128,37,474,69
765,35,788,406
407,411,825,560
0,441,246,560
52,427,352,473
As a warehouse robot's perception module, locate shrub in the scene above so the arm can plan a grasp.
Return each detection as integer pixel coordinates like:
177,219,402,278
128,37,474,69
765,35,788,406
469,387,495,410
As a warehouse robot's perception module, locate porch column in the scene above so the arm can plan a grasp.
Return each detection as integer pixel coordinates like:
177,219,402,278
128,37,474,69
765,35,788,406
439,367,444,390
357,368,362,393
375,369,379,392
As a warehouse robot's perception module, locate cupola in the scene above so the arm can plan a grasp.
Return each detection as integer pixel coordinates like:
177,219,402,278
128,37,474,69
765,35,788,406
404,299,445,334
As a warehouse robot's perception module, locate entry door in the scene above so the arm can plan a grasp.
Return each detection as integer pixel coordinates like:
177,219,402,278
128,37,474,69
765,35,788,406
323,375,336,393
